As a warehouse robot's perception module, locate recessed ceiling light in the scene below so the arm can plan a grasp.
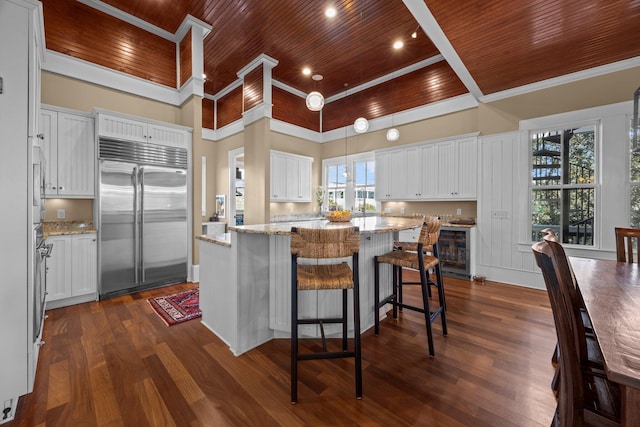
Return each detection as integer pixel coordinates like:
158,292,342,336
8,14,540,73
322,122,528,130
325,6,337,18
302,67,311,75
393,40,404,50
411,31,417,39
312,74,323,81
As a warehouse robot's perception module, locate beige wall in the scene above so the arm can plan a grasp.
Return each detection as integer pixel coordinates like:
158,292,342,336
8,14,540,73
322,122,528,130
42,72,181,121
44,198,93,222
40,64,640,270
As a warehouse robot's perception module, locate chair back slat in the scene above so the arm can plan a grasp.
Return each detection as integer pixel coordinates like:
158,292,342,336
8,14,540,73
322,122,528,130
615,227,640,263
291,226,359,259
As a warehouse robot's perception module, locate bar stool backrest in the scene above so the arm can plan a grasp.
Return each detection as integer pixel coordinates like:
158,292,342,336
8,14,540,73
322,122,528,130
291,226,360,259
417,218,441,253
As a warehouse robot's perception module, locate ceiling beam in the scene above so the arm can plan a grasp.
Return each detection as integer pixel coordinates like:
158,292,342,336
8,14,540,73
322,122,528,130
403,0,483,100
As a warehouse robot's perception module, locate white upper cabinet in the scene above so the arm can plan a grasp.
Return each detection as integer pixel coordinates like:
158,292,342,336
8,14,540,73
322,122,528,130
375,135,478,201
98,113,189,149
270,151,288,201
376,149,406,200
40,107,95,198
98,114,147,143
437,137,477,199
270,151,312,202
405,144,439,200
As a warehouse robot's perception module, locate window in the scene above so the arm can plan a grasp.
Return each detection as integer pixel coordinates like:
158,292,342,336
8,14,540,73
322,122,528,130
326,164,347,211
530,124,597,245
354,159,376,212
323,153,378,212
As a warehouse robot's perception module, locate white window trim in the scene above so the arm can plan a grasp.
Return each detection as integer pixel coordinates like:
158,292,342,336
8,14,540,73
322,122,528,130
516,101,631,256
528,120,599,247
322,151,379,212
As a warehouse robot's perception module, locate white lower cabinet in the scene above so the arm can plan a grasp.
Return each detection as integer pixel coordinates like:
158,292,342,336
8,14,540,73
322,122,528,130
46,233,97,308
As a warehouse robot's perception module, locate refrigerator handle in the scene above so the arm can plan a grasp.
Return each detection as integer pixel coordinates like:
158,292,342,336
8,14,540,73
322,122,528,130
139,167,145,283
133,166,140,285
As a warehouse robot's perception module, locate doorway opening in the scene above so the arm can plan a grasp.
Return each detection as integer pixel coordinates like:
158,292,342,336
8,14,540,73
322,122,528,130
229,148,244,226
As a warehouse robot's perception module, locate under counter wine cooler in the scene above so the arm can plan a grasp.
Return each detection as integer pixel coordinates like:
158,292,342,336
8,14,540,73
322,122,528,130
398,225,476,280
438,226,476,279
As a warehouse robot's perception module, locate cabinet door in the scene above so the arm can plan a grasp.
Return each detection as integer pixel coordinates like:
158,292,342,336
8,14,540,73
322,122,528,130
404,146,423,199
420,143,439,199
40,109,58,196
297,157,312,202
387,149,406,199
46,236,73,301
71,234,97,296
57,113,95,197
375,151,391,199
375,149,405,200
147,124,188,148
436,140,457,199
98,114,147,143
270,152,287,201
455,137,478,199
285,156,300,200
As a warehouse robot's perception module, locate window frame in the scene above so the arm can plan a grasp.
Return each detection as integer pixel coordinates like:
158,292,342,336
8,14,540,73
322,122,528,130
528,123,599,246
322,152,379,213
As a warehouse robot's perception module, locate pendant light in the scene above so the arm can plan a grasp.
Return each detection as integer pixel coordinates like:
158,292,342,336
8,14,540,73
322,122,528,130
633,86,640,153
354,117,369,133
306,90,324,111
352,9,368,135
386,127,400,141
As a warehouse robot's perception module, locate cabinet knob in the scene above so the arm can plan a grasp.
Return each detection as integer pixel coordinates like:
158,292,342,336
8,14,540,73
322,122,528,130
37,341,45,347
37,134,44,140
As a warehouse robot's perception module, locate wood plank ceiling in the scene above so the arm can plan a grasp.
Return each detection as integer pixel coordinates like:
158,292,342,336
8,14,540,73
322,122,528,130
41,0,640,130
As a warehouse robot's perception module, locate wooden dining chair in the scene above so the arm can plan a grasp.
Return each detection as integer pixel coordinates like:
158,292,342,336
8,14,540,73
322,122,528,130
532,239,620,426
614,227,640,263
290,226,362,403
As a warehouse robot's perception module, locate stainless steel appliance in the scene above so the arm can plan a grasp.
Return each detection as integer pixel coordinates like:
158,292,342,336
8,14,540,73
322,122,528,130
33,224,51,341
32,145,45,224
98,139,188,297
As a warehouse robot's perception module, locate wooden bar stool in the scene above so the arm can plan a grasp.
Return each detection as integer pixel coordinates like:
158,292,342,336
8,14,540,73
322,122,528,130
290,226,362,403
374,219,447,357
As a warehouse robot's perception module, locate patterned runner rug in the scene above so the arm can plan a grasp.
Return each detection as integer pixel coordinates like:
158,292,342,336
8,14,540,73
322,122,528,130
148,288,201,326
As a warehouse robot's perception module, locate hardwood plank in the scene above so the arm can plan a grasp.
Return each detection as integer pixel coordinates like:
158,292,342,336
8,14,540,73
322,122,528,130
8,276,557,426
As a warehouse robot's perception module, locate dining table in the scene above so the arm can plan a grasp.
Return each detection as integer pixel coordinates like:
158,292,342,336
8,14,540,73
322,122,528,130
570,256,640,426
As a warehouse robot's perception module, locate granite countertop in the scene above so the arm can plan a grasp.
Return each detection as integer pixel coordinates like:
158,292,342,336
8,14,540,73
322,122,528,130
43,220,96,238
226,216,424,235
196,233,231,247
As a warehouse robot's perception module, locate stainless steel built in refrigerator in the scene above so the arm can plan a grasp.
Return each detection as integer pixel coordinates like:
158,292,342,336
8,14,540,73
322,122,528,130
98,139,188,297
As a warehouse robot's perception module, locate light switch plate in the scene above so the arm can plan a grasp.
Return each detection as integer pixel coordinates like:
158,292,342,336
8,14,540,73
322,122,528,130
57,209,66,219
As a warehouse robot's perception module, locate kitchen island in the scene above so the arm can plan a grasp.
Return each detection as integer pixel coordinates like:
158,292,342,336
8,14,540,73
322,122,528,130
196,216,423,355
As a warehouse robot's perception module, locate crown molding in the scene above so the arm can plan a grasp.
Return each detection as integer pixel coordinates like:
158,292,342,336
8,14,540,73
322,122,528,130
77,0,175,41
480,56,640,103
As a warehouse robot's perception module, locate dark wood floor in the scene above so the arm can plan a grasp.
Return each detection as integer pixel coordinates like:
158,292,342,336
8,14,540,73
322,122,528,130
9,273,557,426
